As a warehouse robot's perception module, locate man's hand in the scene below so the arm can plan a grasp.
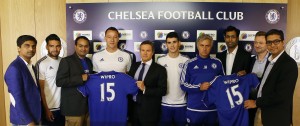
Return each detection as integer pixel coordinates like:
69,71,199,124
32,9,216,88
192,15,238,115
200,82,210,91
45,109,54,122
244,100,257,109
237,70,246,76
136,81,145,91
82,74,88,81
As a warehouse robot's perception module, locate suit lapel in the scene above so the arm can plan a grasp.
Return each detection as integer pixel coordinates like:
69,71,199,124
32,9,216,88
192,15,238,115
17,56,37,86
231,48,241,74
263,52,286,83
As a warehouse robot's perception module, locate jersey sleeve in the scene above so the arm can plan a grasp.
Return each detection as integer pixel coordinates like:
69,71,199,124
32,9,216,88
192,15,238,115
77,84,89,97
92,54,99,72
206,76,220,105
37,62,46,80
180,62,200,93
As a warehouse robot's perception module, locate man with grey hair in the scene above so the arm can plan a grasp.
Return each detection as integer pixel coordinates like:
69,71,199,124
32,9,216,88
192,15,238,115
180,34,224,125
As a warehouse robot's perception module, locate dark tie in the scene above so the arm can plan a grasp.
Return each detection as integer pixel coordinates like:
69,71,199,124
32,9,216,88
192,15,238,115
138,63,145,81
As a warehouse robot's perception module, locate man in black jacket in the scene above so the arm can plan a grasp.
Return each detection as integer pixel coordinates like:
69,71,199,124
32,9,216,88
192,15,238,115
56,36,93,126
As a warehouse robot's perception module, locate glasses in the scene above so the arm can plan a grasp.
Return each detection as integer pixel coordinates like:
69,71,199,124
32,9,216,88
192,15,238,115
266,39,282,46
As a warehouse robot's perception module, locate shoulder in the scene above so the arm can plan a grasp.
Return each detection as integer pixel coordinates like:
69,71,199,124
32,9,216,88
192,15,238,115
36,56,48,66
157,54,167,62
185,57,197,65
93,49,105,56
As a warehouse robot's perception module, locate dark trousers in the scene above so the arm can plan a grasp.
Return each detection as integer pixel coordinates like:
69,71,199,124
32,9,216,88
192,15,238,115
41,110,65,126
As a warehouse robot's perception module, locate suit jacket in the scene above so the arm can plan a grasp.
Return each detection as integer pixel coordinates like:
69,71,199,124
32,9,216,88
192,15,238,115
256,52,298,126
56,53,93,116
4,56,41,124
128,60,167,124
216,46,252,74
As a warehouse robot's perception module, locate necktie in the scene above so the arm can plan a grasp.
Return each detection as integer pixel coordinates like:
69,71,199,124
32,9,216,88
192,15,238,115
138,63,145,81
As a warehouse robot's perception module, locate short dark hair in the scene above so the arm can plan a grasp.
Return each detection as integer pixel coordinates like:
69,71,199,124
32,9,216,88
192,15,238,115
45,34,61,45
166,32,180,41
140,40,155,52
75,36,89,45
255,31,266,37
17,35,37,47
265,29,284,40
105,27,119,37
223,25,240,37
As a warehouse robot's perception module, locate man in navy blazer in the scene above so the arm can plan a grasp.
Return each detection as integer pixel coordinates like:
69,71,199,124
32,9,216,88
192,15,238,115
128,40,167,126
216,26,252,76
4,35,41,125
245,29,298,126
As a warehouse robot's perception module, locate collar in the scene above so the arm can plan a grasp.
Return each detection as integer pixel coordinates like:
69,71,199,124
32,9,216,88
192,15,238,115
19,56,32,66
268,50,284,64
255,52,269,61
227,46,238,55
141,59,152,66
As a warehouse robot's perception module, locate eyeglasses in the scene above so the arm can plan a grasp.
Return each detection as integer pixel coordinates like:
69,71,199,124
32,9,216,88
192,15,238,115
266,39,282,46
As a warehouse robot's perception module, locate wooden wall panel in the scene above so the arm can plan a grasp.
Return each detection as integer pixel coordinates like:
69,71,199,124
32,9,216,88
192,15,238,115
35,0,67,60
0,13,6,126
287,1,300,125
0,0,36,125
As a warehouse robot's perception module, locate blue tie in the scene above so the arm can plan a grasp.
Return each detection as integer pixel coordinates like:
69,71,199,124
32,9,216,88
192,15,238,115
138,63,145,81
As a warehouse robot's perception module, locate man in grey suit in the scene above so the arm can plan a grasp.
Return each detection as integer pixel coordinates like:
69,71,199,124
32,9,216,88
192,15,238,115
56,36,93,126
244,29,298,126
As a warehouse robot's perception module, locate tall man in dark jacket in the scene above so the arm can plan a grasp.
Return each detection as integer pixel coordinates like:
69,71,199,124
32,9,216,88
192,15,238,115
56,36,93,126
244,29,298,126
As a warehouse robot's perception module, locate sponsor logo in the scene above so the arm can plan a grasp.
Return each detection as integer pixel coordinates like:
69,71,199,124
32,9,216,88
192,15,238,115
218,42,227,52
93,42,106,52
197,30,217,40
49,66,54,70
265,9,280,24
161,43,167,51
179,63,184,68
119,42,126,50
239,31,257,41
203,65,207,69
73,9,87,24
180,42,196,52
155,30,174,40
285,37,300,66
193,65,199,69
99,31,105,39
119,30,133,40
182,31,190,39
211,63,217,69
244,43,252,52
118,57,124,62
134,42,142,52
140,31,148,39
73,30,92,40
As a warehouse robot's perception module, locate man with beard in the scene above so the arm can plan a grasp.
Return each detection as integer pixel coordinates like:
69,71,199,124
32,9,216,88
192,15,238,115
5,35,41,126
36,34,65,126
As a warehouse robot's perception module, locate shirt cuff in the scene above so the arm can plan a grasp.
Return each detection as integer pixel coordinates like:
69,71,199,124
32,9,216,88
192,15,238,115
143,87,146,94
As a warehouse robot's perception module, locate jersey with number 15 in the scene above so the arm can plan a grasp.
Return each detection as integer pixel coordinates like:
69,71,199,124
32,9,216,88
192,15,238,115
78,71,138,126
207,73,259,126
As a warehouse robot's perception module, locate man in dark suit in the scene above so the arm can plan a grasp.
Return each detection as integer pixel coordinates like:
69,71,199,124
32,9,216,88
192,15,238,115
216,26,252,76
56,36,93,126
5,35,41,126
128,40,167,126
248,31,270,126
244,29,298,126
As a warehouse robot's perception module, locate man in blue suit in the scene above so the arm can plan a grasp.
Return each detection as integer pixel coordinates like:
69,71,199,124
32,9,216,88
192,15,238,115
4,35,41,126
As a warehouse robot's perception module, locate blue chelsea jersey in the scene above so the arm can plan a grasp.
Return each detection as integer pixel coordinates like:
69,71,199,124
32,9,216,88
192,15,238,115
78,71,138,126
207,73,259,126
